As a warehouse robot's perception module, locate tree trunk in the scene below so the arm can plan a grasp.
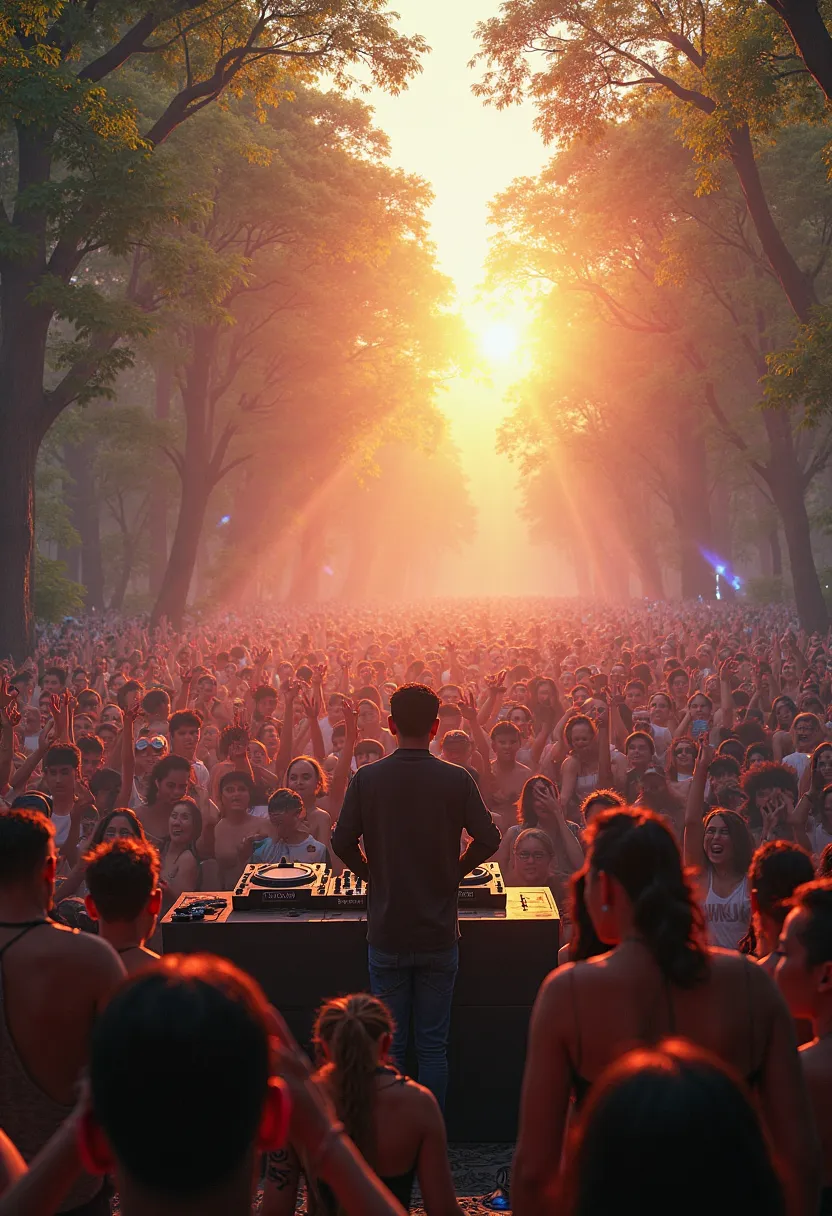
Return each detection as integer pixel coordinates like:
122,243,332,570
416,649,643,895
149,362,172,596
728,126,817,323
766,0,832,102
770,528,783,579
64,439,105,610
0,423,39,657
151,332,214,629
669,423,713,599
109,533,135,610
763,409,827,629
0,200,54,656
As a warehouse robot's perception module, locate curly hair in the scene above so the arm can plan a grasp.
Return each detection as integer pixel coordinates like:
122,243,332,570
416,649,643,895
738,840,814,956
741,762,799,829
587,809,709,988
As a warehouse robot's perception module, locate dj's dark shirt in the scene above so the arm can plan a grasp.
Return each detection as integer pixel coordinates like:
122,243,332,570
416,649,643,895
332,748,501,953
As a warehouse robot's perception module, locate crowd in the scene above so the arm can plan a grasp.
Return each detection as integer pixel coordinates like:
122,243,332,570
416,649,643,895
0,598,831,1214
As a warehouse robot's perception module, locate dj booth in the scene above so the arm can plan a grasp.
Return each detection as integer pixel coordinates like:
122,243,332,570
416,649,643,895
161,862,559,1141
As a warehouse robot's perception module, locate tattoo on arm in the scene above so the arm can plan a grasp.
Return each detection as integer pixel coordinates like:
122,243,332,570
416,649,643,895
267,1148,293,1191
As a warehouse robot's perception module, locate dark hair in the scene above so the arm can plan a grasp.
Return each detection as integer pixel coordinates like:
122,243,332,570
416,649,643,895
587,810,708,988
734,720,766,748
715,740,745,766
218,770,256,800
738,841,814,955
701,809,754,876
490,719,521,743
267,788,304,816
78,735,104,759
116,679,143,711
43,666,67,687
743,742,773,770
389,683,439,738
667,736,696,782
562,1040,785,1216
790,878,832,966
44,743,81,771
253,685,277,705
89,956,272,1193
314,993,393,1169
10,792,53,817
565,715,595,747
580,789,623,823
567,871,608,962
90,808,146,848
517,776,556,827
142,689,170,717
169,710,203,735
709,755,741,780
625,730,655,757
440,729,470,752
741,762,799,828
218,724,247,761
0,810,55,883
769,695,797,731
354,739,384,757
818,844,832,878
85,838,159,922
146,754,192,804
170,797,203,844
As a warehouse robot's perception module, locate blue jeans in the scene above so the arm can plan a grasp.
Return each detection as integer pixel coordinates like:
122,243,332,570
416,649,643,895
367,943,459,1111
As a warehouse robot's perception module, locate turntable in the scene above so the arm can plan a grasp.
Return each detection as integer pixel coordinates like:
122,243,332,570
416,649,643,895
458,862,506,910
232,860,328,910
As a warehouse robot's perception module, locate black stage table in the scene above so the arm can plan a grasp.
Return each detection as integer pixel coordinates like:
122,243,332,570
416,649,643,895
161,887,559,1140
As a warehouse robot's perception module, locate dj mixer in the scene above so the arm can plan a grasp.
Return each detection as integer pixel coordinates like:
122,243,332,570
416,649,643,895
230,858,506,912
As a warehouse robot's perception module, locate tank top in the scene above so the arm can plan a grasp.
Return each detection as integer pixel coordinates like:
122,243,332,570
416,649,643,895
704,874,751,950
0,923,103,1211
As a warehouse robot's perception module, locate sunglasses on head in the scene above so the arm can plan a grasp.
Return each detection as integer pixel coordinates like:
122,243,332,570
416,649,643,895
136,738,165,752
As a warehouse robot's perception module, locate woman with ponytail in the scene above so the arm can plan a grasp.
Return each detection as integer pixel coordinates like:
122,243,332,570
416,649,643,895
511,807,818,1216
262,993,461,1216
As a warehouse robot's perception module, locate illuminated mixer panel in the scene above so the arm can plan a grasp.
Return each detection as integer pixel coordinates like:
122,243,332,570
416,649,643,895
229,858,506,912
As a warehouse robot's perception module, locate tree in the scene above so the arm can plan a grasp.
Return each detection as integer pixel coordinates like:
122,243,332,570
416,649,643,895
476,35,832,617
0,0,424,656
144,91,462,625
764,0,832,103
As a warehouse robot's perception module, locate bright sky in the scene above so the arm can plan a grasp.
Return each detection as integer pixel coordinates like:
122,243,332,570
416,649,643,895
369,1,571,595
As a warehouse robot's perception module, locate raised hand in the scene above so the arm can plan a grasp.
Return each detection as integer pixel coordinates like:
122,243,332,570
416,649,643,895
311,663,327,687
458,690,478,722
300,690,320,722
0,676,18,715
340,696,358,737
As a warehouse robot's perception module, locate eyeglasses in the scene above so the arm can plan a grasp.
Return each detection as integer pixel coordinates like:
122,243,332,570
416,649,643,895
135,738,166,752
516,851,549,862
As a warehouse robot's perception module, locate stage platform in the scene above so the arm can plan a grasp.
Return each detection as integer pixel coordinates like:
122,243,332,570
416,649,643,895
161,887,559,1141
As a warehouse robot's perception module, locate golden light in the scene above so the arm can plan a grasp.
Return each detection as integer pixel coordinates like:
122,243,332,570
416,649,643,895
479,320,520,363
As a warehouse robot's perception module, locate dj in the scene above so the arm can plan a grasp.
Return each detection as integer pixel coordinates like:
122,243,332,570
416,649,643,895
332,683,501,1111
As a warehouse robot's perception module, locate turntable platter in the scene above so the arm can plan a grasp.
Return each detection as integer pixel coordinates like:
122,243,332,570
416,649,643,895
459,866,490,887
250,863,315,888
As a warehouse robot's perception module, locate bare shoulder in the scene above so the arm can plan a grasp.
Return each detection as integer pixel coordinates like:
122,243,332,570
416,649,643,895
48,923,124,977
312,805,333,826
561,754,578,773
709,947,782,1004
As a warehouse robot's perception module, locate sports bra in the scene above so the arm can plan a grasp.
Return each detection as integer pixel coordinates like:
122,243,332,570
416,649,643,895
567,957,764,1108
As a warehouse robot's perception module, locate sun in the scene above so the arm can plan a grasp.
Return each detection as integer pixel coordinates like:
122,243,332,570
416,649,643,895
479,320,520,363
